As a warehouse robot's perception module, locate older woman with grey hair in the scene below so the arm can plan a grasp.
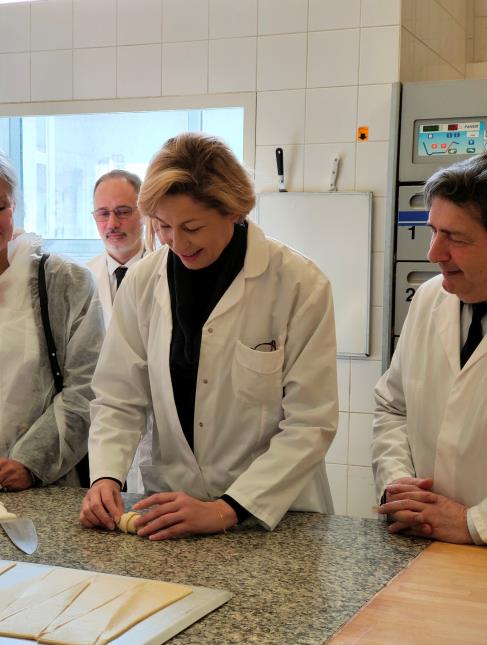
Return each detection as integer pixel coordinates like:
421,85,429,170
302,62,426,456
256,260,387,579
0,151,104,490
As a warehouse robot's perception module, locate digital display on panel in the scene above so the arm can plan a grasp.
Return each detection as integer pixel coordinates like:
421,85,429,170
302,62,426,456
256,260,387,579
416,118,487,159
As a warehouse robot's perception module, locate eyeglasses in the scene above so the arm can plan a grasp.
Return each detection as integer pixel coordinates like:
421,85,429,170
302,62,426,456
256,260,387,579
92,206,136,222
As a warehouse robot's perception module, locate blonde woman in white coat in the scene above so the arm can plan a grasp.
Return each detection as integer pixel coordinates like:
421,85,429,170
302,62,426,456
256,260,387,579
80,133,338,539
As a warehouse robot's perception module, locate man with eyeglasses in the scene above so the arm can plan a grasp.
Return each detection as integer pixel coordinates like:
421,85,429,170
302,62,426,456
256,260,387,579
87,169,149,492
87,169,144,330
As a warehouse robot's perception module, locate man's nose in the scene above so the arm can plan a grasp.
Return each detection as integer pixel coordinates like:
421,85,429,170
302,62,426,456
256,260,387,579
427,233,449,263
107,211,120,228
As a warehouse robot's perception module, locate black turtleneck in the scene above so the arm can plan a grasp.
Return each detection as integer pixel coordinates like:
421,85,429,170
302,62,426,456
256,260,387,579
167,221,247,449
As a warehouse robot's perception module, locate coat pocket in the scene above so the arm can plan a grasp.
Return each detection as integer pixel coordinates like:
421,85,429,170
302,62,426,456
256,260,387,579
231,340,284,405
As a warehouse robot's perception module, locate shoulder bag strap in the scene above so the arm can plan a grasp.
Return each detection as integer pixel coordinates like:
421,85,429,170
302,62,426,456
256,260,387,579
38,253,64,393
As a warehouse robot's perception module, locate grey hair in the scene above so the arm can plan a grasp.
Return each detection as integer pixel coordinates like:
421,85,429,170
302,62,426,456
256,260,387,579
0,150,18,198
93,169,142,197
424,153,487,230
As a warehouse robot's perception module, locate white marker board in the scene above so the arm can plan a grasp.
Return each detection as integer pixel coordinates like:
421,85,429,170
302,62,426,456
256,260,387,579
256,192,372,357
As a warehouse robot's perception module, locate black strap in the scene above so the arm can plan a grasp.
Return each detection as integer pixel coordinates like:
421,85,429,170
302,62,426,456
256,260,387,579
38,254,63,393
38,253,90,488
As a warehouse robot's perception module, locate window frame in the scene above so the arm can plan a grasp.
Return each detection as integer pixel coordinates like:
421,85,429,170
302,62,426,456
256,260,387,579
0,93,256,259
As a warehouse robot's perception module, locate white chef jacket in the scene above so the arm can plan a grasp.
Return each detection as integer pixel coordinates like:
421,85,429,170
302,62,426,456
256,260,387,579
86,247,150,493
89,220,338,530
86,248,144,331
373,274,487,544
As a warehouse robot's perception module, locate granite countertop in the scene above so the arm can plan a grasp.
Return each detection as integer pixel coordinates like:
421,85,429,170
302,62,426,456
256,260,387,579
0,487,430,644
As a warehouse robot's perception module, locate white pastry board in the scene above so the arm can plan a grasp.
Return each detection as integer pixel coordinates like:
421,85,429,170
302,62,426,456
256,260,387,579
0,560,231,645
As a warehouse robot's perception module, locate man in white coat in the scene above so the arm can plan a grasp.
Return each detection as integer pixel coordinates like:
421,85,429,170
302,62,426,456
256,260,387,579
373,152,487,545
87,169,144,330
87,169,149,492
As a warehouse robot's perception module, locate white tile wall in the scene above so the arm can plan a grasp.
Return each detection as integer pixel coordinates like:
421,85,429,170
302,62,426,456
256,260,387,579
0,52,29,103
347,465,377,517
73,0,116,49
357,84,393,142
350,360,382,413
117,44,162,97
31,50,72,101
326,463,348,515
361,0,401,27
74,48,116,100
308,0,360,30
163,41,208,96
209,0,257,38
307,30,360,87
348,413,373,466
258,0,308,35
337,358,351,412
256,89,305,145
1,0,407,521
31,0,72,51
163,0,209,42
306,86,357,143
327,412,349,464
209,37,257,92
0,4,29,54
355,140,390,195
257,34,307,91
117,0,163,46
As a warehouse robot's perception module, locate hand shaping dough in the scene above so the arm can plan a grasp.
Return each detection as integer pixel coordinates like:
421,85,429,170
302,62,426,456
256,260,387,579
117,512,140,534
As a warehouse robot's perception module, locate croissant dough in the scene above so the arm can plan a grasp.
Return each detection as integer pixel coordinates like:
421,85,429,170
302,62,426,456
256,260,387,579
117,512,140,534
0,562,193,645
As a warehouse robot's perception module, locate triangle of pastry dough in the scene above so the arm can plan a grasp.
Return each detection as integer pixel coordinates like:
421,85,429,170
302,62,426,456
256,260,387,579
0,568,90,621
0,579,90,639
43,574,142,633
0,569,52,618
40,579,192,645
98,580,193,645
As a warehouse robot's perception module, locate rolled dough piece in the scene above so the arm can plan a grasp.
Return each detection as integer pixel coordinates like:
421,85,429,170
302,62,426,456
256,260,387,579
117,512,140,534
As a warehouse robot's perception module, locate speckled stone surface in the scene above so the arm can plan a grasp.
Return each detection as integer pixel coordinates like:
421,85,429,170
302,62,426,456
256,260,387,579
0,488,430,644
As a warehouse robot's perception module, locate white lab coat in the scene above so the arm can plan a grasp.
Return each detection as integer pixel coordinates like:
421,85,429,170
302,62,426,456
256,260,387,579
86,249,151,493
373,274,487,543
89,220,338,530
86,253,112,330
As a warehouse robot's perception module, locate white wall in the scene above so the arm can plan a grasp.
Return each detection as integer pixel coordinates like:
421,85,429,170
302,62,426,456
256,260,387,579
0,0,404,518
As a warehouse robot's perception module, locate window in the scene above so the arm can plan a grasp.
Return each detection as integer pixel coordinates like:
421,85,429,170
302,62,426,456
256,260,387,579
0,101,249,263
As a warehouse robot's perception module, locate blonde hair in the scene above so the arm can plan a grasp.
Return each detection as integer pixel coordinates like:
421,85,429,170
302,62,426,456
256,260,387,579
138,132,255,224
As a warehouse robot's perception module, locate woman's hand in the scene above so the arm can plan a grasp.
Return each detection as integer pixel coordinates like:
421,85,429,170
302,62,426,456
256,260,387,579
132,493,237,540
0,458,34,491
79,479,125,530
